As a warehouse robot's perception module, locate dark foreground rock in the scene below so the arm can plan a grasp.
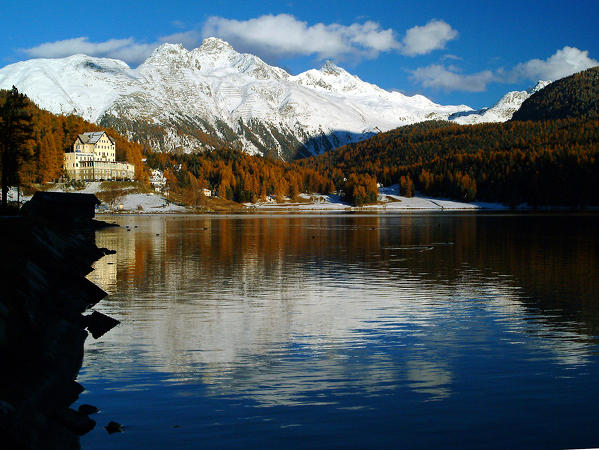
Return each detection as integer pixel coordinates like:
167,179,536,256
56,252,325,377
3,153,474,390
105,421,124,434
78,404,99,415
84,310,120,339
0,193,119,449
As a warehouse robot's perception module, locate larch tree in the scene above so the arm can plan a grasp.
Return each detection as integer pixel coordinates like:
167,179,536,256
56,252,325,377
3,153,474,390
0,87,34,209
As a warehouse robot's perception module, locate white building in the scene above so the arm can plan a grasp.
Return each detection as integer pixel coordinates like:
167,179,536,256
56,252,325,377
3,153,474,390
64,131,135,181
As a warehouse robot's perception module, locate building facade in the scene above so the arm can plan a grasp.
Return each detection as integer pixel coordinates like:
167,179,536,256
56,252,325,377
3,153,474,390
64,131,135,181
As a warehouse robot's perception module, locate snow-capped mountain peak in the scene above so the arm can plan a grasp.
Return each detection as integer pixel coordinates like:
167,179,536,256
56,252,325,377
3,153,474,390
143,43,201,71
320,60,347,76
197,37,235,54
293,61,378,96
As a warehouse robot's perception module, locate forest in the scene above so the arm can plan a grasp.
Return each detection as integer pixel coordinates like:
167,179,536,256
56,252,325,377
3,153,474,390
301,118,599,206
144,148,336,206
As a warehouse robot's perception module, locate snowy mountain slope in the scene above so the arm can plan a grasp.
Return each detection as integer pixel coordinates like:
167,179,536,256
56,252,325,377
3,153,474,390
0,54,138,121
448,81,551,125
0,37,473,159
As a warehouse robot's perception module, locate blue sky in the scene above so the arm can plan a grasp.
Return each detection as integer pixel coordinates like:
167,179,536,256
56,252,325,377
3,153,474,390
2,0,598,108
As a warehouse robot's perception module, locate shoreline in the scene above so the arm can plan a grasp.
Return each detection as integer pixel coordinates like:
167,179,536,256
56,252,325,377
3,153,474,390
9,185,599,215
95,206,599,216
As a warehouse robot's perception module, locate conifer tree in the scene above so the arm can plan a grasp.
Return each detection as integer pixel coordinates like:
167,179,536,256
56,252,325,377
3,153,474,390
0,87,34,209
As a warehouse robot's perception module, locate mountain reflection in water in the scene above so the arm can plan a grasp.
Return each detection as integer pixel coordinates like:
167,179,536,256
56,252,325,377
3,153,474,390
81,213,599,449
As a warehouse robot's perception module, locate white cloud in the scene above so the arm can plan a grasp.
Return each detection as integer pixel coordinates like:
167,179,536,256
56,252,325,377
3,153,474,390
201,14,400,61
20,15,459,66
202,15,458,61
22,37,157,65
21,32,206,66
410,64,495,92
510,46,599,81
411,46,598,93
401,20,458,56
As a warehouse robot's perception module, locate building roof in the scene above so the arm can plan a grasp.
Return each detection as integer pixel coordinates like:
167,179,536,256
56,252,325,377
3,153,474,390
76,131,115,145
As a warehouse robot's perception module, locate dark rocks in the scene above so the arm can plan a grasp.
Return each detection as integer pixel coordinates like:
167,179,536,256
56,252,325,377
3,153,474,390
84,311,120,339
42,381,86,411
105,421,124,434
78,404,99,415
56,407,96,435
0,400,16,414
1,193,120,449
20,191,99,227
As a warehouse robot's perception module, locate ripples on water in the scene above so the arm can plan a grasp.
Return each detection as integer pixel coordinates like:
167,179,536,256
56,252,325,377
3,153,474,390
80,213,599,449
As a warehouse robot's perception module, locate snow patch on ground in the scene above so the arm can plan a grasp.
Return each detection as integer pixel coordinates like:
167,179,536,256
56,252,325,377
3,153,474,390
250,185,508,211
103,193,187,213
8,184,186,213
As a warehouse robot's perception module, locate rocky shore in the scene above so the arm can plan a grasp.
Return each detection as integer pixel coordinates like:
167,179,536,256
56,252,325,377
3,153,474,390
0,193,119,449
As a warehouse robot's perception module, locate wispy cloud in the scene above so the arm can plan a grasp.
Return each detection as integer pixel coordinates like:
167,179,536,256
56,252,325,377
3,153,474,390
411,46,599,92
411,64,495,92
21,31,205,66
171,20,187,30
441,54,462,61
22,37,157,65
401,20,458,56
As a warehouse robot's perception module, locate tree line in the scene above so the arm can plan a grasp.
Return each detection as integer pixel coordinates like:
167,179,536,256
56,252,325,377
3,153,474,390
144,148,337,205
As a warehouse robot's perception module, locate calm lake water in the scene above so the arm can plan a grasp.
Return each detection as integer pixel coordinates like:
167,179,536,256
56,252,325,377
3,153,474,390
79,213,599,449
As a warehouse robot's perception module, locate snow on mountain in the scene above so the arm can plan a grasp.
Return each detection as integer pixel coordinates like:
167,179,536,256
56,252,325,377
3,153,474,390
0,38,472,159
0,54,138,122
449,81,551,125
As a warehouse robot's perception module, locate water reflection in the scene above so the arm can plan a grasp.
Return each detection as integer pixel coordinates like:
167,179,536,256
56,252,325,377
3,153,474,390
80,214,599,448
84,214,599,409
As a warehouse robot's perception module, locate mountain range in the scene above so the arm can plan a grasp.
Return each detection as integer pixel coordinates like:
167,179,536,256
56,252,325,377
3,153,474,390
0,37,549,160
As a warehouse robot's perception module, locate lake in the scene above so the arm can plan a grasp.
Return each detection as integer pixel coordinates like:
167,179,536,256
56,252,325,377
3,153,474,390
79,213,599,449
